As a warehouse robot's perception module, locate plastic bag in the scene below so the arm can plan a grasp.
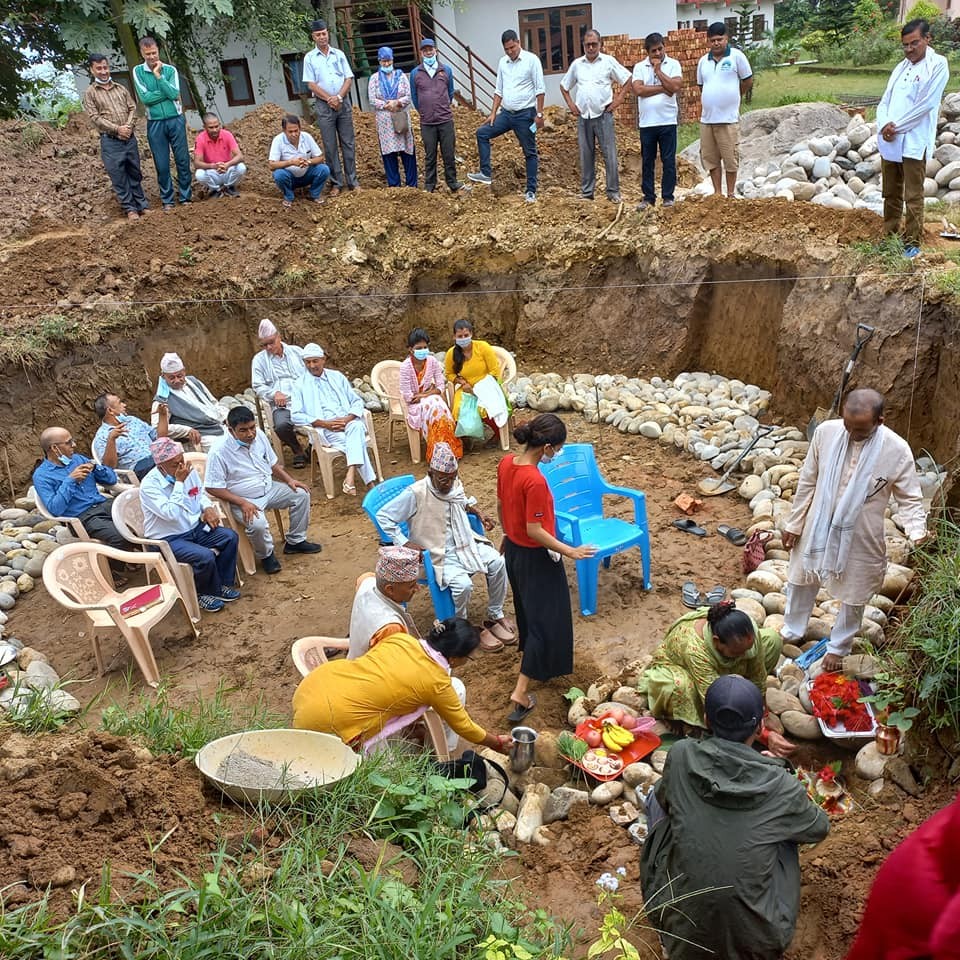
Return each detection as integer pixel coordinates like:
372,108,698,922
455,392,485,439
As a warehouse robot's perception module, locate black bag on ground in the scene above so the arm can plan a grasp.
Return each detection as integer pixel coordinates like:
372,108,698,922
434,750,509,820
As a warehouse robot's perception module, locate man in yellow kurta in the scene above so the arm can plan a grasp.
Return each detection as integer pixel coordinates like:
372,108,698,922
781,389,927,672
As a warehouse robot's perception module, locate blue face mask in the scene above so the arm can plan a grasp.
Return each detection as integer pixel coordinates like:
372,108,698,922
455,336,472,349
235,438,251,448
423,55,437,67
57,454,71,466
413,347,430,361
164,471,176,483
381,64,394,73
156,378,171,400
117,414,130,423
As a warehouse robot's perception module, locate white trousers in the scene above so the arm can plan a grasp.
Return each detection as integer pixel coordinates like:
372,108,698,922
445,542,508,621
445,677,467,751
782,581,865,657
229,481,311,559
196,164,247,189
320,419,375,484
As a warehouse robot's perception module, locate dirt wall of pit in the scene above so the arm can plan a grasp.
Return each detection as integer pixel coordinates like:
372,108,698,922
1,250,957,489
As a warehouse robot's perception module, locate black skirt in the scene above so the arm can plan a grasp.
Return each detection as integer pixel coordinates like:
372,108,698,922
503,538,574,682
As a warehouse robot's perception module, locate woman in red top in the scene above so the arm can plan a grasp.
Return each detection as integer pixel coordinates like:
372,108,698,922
497,414,595,722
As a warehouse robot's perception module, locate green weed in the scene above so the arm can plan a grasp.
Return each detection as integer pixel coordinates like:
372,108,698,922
270,266,312,290
848,234,911,272
0,677,87,734
179,246,196,264
933,267,960,301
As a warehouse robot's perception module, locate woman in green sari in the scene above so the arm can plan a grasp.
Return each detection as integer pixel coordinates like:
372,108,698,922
640,601,794,757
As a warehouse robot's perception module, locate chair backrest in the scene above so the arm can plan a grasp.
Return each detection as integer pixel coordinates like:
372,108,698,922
370,360,405,418
112,488,148,541
362,474,415,542
183,451,208,483
538,443,605,519
42,540,114,607
30,485,56,522
491,346,517,387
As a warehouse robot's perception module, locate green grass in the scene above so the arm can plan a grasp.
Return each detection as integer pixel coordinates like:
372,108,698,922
848,233,911,272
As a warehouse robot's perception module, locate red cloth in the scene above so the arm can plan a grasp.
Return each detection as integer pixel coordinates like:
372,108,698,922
194,128,238,164
496,454,555,548
845,794,960,960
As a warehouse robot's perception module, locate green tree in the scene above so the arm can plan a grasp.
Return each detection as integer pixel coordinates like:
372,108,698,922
904,0,942,23
853,0,885,30
1,1,69,116
816,0,857,43
775,0,815,34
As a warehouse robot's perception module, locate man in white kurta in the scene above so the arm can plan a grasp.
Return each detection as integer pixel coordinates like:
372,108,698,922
780,389,927,672
151,351,228,453
876,19,949,256
290,342,375,494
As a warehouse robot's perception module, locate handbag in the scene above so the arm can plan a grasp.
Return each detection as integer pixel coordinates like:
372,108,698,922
742,529,773,575
455,392,485,439
391,110,410,135
434,750,509,824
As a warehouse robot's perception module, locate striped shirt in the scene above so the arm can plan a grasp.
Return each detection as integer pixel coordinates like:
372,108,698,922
83,80,137,135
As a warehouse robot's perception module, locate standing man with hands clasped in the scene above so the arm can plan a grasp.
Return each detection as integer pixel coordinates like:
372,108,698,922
468,29,546,203
559,30,631,204
302,19,359,197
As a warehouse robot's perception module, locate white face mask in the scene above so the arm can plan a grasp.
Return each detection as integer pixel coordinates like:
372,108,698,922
455,336,472,348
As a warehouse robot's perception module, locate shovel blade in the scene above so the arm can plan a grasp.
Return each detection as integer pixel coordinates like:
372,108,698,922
697,478,737,496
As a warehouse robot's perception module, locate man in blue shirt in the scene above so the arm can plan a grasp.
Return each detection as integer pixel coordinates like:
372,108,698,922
33,426,131,550
92,392,167,479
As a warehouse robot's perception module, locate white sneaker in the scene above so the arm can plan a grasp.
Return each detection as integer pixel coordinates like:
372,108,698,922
524,191,536,203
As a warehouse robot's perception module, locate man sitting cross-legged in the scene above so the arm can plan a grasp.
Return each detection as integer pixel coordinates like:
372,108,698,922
375,441,515,651
139,437,240,613
205,405,321,575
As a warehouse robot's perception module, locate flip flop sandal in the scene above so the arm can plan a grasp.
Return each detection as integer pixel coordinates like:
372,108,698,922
484,619,516,643
717,524,747,546
705,585,727,605
672,518,707,537
681,580,704,609
342,481,357,496
479,628,504,652
507,695,536,724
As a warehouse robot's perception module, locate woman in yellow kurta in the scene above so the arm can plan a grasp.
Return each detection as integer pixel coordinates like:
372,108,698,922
444,319,502,428
292,618,512,753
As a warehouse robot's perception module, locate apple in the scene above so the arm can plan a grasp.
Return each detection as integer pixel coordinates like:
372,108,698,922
585,729,602,748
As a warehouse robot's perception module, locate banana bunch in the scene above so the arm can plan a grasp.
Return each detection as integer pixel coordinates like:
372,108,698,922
601,720,635,752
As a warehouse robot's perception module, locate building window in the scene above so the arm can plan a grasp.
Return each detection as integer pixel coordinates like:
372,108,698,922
220,58,255,107
519,4,592,75
724,16,739,41
281,53,308,100
752,14,766,42
693,19,708,31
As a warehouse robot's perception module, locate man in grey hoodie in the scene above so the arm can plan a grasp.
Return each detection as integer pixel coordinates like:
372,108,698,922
641,674,829,960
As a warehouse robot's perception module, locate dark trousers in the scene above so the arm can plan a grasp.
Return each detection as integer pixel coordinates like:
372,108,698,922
163,522,238,597
78,499,131,552
133,457,155,480
578,112,620,199
382,150,418,187
100,134,148,213
477,107,538,194
313,100,358,188
421,120,458,191
272,164,330,201
639,124,678,204
272,405,303,454
882,155,926,247
146,115,192,206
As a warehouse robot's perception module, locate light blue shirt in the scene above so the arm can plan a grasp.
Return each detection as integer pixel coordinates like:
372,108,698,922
495,49,546,111
205,431,277,501
139,467,213,540
92,417,157,470
302,45,353,97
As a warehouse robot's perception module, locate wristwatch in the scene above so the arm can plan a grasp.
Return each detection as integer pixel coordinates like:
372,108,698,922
536,112,543,117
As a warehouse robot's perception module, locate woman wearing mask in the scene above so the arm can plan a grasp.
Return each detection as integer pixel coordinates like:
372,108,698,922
398,328,461,461
444,319,505,440
497,413,596,722
368,47,417,188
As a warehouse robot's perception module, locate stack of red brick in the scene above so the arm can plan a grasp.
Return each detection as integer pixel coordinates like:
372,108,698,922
604,28,708,128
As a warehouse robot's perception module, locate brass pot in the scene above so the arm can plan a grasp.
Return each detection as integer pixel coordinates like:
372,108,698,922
875,723,901,756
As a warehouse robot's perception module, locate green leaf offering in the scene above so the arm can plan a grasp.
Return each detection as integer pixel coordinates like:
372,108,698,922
557,731,588,761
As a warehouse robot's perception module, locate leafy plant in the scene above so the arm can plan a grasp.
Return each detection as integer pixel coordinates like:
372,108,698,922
905,0,942,25
0,678,86,734
849,234,912,272
557,731,588,762
179,246,196,264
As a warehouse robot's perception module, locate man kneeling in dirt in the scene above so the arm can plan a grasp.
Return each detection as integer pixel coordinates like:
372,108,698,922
640,675,829,960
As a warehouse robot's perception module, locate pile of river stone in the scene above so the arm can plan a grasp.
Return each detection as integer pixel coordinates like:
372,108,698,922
729,93,960,211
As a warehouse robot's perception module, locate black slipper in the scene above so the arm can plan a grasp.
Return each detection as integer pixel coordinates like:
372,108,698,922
681,580,704,609
672,518,707,537
717,523,747,546
507,695,536,724
705,585,727,605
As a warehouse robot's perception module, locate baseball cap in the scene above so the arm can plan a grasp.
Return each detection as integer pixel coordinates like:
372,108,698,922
704,674,763,742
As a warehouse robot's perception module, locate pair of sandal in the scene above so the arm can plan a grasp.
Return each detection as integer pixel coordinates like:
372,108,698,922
478,617,517,652
681,581,727,609
672,519,747,545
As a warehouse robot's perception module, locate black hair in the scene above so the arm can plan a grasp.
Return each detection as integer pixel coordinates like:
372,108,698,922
138,36,158,50
706,21,727,38
513,412,566,449
203,112,221,124
583,29,601,43
407,327,431,348
88,53,108,66
451,319,474,374
902,18,929,38
843,388,884,420
282,114,301,128
645,32,664,49
93,393,111,418
501,29,519,44
427,617,481,659
227,405,256,428
707,601,754,646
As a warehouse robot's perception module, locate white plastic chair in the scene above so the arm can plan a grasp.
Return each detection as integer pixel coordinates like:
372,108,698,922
31,485,92,542
290,636,449,761
300,409,384,500
43,541,198,688
370,359,422,464
89,446,140,487
111,489,202,623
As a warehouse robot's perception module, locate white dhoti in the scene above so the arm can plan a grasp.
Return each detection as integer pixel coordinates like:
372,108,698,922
319,419,376,484
445,542,508,621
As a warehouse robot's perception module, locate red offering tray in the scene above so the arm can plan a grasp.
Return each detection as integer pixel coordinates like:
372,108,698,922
570,717,661,780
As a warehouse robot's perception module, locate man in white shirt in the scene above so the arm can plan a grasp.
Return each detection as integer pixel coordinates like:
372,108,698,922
696,22,752,199
151,352,228,453
205,405,320,576
877,18,949,259
633,32,684,210
302,19,358,196
268,114,330,208
139,437,240,613
560,30,631,203
251,318,308,466
468,29,546,203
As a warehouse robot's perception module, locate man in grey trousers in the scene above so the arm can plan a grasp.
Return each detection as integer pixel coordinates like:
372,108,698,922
302,19,359,196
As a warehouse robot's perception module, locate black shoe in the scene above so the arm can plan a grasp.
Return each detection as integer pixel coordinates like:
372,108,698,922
261,552,282,574
284,540,322,554
225,185,240,198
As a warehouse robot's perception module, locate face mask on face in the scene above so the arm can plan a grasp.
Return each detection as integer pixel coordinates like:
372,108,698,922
423,55,437,67
413,347,430,361
455,336,472,348
381,64,394,73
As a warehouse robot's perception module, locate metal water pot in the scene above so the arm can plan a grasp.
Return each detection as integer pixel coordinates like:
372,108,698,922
510,726,538,773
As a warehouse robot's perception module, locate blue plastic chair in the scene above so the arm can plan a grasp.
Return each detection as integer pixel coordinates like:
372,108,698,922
361,475,484,621
538,443,652,616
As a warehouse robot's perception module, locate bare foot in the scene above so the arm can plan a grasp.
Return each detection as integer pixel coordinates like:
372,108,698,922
822,653,844,672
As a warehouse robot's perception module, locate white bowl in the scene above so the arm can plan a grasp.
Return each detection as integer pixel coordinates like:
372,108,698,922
195,728,360,803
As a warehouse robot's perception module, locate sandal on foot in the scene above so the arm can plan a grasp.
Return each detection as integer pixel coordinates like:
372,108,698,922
484,619,516,643
507,695,536,724
717,524,747,546
705,585,727,605
342,481,357,496
672,518,707,537
292,454,308,468
479,628,504,652
681,580,704,609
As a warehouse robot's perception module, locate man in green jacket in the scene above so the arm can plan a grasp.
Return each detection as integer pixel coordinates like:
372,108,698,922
132,36,192,211
640,675,829,960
